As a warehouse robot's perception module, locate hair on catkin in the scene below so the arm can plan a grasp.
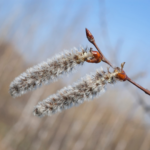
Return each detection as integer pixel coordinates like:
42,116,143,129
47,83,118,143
9,47,93,97
33,68,118,117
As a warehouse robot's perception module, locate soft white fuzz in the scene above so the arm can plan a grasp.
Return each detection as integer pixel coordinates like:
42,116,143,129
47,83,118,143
33,68,118,117
10,47,93,97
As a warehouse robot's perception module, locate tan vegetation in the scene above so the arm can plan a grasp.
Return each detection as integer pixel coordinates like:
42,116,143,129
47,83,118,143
0,1,150,150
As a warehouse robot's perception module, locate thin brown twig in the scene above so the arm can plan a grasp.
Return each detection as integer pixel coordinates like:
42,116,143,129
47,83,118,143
127,77,150,96
85,28,150,96
85,28,114,68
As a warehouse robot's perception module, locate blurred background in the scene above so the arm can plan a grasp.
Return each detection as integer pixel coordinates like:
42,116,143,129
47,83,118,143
0,0,150,150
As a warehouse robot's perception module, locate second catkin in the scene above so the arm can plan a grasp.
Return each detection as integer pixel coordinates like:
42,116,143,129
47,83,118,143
33,68,118,117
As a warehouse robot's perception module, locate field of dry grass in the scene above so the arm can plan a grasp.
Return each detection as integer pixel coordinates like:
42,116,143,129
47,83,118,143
0,1,150,150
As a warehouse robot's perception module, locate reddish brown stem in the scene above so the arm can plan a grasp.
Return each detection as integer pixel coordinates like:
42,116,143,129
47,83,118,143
85,28,114,68
86,28,150,96
127,76,150,96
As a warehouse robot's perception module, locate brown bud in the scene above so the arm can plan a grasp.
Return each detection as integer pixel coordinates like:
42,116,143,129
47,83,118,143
116,70,127,81
85,28,95,43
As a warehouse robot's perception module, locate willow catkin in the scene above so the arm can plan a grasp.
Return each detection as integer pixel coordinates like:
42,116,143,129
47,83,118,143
33,68,119,117
9,47,93,97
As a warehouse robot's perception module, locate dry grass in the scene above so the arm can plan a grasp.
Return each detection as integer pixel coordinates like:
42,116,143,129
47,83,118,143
0,1,150,150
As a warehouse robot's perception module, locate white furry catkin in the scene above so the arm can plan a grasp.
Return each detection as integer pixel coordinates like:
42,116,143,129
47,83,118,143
10,47,93,97
33,68,119,117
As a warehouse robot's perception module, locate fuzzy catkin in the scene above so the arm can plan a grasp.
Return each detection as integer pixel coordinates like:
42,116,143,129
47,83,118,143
10,47,93,97
33,68,118,117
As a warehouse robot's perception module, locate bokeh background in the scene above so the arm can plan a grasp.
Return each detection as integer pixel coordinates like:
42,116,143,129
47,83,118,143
0,0,150,150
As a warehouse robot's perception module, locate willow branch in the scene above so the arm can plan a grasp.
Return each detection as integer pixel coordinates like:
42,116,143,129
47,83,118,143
85,28,114,68
127,76,150,96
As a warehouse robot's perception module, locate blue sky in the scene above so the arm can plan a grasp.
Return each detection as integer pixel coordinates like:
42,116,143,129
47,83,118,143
104,0,150,56
0,0,150,86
